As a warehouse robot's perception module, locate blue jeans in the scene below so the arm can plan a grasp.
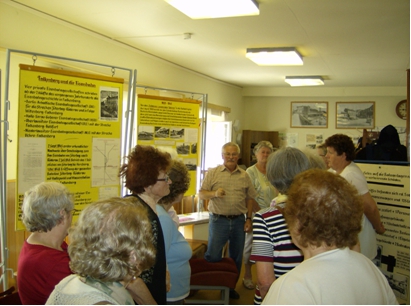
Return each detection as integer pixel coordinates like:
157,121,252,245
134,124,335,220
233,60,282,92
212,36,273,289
205,213,246,276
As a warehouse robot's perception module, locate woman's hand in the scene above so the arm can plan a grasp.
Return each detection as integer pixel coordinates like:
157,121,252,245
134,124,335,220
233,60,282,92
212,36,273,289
166,270,171,292
122,277,157,305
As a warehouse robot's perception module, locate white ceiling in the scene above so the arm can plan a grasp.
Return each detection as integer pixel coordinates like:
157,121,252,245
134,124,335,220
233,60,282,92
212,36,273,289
9,0,411,88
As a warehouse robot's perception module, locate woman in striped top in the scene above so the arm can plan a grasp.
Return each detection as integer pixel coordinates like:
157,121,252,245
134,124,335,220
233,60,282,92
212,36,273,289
250,147,325,304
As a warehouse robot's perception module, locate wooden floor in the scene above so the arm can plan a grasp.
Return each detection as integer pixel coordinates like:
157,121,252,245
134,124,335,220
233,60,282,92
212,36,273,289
187,263,257,305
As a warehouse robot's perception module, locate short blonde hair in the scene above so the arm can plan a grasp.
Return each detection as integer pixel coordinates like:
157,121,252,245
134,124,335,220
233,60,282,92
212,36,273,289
69,197,156,282
253,140,274,155
22,182,73,232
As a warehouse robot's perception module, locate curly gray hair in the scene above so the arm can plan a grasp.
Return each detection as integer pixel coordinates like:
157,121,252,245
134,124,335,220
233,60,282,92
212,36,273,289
68,197,156,282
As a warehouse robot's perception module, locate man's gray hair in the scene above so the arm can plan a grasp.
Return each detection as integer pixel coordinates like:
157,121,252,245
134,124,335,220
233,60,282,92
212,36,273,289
221,142,240,154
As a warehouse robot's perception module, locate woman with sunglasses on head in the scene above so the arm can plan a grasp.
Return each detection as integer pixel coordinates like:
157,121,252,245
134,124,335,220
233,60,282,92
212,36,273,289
18,182,74,305
119,144,173,305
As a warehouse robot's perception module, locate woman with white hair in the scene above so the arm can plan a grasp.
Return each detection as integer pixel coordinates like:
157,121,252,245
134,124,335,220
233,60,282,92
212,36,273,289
18,182,74,305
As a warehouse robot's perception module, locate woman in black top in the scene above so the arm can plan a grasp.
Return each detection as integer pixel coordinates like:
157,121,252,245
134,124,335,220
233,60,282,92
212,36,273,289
119,145,173,305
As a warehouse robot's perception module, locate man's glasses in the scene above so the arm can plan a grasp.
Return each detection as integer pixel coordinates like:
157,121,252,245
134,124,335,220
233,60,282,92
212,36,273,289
157,174,170,183
223,153,239,157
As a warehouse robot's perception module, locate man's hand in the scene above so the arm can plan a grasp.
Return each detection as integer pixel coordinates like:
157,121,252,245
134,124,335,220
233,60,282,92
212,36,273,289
214,188,226,198
244,219,252,233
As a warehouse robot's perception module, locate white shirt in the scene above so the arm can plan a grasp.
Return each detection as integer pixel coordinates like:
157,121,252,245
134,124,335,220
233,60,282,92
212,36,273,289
340,161,377,259
263,248,398,305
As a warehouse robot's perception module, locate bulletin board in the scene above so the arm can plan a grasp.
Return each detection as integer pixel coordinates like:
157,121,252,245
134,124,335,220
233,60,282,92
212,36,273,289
16,64,124,230
358,162,410,304
137,94,201,196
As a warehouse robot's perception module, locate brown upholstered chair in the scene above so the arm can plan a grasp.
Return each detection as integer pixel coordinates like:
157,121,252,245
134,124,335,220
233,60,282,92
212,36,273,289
186,257,239,305
0,287,21,305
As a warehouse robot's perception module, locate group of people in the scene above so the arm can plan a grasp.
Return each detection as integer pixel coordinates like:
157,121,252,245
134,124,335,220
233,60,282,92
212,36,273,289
199,136,396,304
17,134,398,305
18,145,193,305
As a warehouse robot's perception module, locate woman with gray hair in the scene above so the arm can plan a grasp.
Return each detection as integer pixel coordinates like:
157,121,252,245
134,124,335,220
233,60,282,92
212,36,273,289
46,197,156,305
250,147,321,304
242,141,277,290
18,182,74,305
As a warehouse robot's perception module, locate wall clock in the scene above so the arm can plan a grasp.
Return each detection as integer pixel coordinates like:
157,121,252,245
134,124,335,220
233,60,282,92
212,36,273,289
395,99,407,120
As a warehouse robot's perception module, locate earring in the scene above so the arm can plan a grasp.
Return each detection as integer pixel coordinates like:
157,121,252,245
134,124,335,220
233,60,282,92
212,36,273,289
123,275,137,289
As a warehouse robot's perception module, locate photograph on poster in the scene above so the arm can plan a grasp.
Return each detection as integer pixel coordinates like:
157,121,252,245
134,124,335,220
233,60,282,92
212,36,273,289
336,102,375,129
177,142,190,155
137,125,154,140
170,127,184,139
184,158,197,170
381,270,409,300
100,87,119,120
291,102,328,128
155,126,170,138
191,143,197,154
305,133,324,149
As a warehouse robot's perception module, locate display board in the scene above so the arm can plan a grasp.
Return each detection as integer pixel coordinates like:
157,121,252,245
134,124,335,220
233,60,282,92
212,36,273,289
16,64,124,230
358,162,410,304
137,94,200,196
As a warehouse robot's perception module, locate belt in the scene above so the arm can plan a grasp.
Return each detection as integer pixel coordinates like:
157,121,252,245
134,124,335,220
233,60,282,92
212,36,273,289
213,213,243,219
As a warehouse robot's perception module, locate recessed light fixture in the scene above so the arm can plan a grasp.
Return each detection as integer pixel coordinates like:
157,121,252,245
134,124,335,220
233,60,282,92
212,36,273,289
285,76,324,86
246,47,303,66
164,0,259,19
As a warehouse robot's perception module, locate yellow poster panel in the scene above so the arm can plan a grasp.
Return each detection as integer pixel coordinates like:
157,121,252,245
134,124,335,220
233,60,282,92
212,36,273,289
358,163,410,304
16,65,124,230
137,95,200,196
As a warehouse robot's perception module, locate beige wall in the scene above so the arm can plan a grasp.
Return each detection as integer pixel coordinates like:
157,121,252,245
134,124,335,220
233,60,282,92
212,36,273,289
0,1,244,180
242,87,407,147
0,1,407,181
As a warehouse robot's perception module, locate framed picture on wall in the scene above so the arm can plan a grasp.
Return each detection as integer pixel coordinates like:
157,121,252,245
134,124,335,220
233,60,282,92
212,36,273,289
336,101,375,129
290,101,328,128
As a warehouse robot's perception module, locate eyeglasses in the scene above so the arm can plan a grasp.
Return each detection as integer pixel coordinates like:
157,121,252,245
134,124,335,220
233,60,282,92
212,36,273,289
69,209,80,216
157,174,170,183
223,153,239,157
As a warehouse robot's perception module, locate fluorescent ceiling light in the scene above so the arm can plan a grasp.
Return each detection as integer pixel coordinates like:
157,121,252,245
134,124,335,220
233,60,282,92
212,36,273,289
165,0,259,19
246,47,303,66
285,76,324,86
